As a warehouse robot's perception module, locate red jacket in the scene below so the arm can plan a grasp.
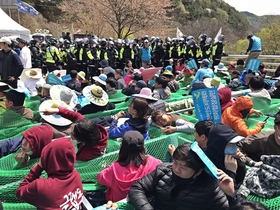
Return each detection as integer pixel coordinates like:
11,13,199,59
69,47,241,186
58,108,108,161
16,137,83,209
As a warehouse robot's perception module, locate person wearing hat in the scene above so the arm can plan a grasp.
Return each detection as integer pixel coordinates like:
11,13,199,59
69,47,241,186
218,87,234,113
132,87,166,115
222,96,265,137
99,59,115,78
79,85,115,115
66,70,82,92
92,73,107,91
77,71,86,82
97,130,162,202
151,109,195,134
114,69,126,89
24,69,45,96
0,37,24,88
203,77,225,89
18,38,32,69
214,63,229,77
4,89,33,120
177,66,194,87
189,59,214,87
206,123,246,184
238,111,280,167
139,39,152,68
134,80,147,92
161,70,179,93
122,73,144,96
228,70,242,91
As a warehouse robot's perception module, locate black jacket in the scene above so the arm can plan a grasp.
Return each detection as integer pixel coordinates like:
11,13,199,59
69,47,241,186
78,102,115,115
128,163,229,210
0,49,23,80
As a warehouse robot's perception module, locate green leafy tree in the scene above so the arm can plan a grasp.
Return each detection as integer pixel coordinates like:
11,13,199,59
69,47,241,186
257,23,280,54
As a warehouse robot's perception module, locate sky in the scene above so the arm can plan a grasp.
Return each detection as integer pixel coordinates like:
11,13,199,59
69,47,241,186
223,0,280,16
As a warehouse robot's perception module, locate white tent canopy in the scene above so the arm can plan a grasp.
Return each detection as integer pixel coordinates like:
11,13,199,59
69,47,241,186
0,8,30,41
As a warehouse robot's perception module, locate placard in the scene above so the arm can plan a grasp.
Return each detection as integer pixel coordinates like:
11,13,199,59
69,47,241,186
187,58,198,70
192,88,221,123
191,141,219,179
61,74,71,82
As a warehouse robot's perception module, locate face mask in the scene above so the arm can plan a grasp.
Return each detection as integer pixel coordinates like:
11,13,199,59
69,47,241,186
25,151,33,156
158,43,161,46
240,109,250,118
172,169,197,185
224,144,237,156
93,44,96,48
126,43,129,46
190,45,194,48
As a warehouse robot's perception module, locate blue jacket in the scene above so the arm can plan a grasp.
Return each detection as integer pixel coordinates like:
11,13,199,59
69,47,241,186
108,118,149,140
190,67,214,86
250,36,262,52
141,47,152,62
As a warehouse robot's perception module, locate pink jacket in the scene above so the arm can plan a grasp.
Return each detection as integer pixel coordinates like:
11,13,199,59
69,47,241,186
97,155,162,202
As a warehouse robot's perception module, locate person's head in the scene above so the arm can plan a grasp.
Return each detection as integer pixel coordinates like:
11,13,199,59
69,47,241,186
155,76,169,89
172,143,205,180
106,77,117,90
249,75,264,91
151,110,171,127
194,120,215,149
41,84,52,97
21,138,32,154
66,32,70,36
126,60,133,68
128,98,149,119
18,39,27,49
114,69,123,79
200,59,210,68
5,90,26,109
233,96,253,118
182,66,194,77
131,73,143,82
0,37,11,51
72,119,100,147
135,80,147,91
117,130,147,167
236,59,245,66
247,34,253,40
70,70,78,79
144,39,149,47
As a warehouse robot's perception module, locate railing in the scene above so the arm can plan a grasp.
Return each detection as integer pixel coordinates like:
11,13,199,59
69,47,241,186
222,54,280,73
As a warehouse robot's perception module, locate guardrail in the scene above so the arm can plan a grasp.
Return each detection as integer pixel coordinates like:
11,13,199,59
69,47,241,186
222,54,280,73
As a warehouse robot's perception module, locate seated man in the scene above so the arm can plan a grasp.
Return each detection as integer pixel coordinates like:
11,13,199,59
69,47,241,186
16,137,83,209
128,143,236,210
238,111,280,167
227,70,242,91
222,96,265,137
189,59,214,87
4,89,33,120
151,109,195,134
65,70,81,92
114,69,126,89
106,77,117,95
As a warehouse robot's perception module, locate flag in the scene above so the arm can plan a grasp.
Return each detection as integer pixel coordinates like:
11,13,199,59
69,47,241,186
176,27,183,39
17,0,39,16
214,27,222,43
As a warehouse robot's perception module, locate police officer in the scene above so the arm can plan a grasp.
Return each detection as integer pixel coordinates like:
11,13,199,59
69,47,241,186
45,38,61,72
119,38,134,69
29,39,43,68
63,39,77,74
153,39,165,67
212,34,227,67
201,37,212,60
89,39,99,77
186,39,202,68
107,41,118,69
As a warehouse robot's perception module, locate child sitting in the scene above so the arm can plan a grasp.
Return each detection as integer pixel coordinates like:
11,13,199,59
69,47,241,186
152,76,171,100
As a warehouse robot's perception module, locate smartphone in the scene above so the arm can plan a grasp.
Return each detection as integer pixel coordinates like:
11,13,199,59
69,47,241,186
263,116,269,122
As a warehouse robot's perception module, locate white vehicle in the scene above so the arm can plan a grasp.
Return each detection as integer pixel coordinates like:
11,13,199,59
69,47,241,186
32,29,53,43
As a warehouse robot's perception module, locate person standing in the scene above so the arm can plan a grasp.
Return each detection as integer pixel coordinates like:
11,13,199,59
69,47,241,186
18,38,32,69
45,38,61,73
0,37,24,88
139,39,152,68
29,39,42,68
245,35,262,66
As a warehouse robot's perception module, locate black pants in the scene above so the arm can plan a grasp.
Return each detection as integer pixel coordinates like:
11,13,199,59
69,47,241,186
46,63,57,73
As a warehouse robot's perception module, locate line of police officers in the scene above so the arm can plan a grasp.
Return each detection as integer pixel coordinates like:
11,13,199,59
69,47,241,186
12,33,227,80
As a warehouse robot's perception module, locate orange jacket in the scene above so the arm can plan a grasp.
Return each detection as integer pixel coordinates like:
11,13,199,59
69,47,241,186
222,96,262,137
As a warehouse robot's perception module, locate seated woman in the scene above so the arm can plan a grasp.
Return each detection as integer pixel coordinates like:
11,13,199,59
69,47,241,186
16,137,83,209
79,85,115,115
41,106,108,161
123,60,134,84
97,131,162,202
108,98,149,140
218,87,233,113
151,110,195,134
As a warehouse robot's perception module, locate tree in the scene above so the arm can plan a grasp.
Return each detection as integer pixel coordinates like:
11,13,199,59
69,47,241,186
93,0,172,38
